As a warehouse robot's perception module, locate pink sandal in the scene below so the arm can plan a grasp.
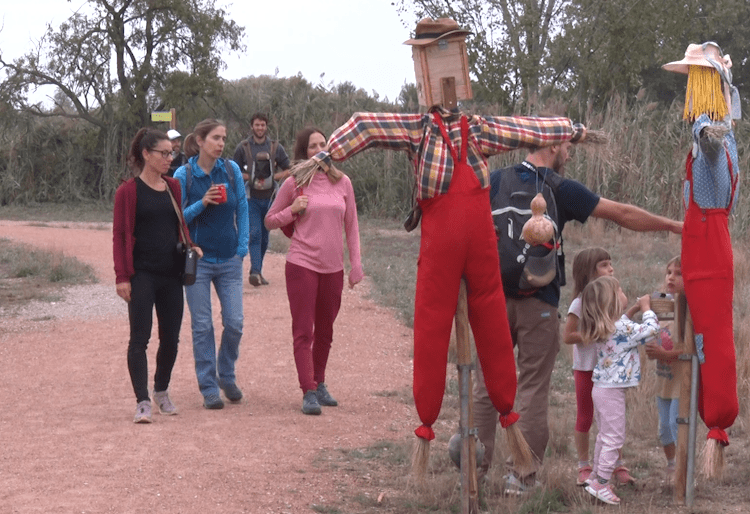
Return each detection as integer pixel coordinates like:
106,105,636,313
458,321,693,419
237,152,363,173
613,465,635,485
577,465,593,486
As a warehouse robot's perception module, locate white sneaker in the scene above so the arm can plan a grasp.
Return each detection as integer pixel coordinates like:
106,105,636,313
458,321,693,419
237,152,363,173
153,390,178,415
133,400,153,423
585,478,620,505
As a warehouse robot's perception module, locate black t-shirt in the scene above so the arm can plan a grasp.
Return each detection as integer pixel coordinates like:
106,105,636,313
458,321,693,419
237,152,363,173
489,166,600,307
133,177,181,276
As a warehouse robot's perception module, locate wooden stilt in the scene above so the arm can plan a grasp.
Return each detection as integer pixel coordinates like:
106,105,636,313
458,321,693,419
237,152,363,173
455,279,479,514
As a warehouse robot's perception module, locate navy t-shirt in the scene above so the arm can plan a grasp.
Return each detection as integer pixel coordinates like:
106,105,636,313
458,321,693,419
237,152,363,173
489,165,600,307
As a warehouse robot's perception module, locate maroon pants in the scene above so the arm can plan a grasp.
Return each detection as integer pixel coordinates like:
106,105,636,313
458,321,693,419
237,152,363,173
285,261,344,392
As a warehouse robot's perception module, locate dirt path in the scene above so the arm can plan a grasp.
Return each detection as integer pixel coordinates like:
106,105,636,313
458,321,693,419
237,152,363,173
0,221,415,513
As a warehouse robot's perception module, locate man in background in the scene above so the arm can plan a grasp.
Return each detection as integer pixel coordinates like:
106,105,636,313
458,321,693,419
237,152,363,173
166,129,187,177
232,113,291,286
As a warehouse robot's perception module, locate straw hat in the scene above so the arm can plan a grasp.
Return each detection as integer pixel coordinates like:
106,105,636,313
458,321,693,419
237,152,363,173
404,18,471,46
662,42,732,83
663,41,740,120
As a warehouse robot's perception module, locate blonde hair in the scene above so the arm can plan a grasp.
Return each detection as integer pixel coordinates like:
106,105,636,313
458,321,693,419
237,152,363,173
666,255,681,270
684,65,728,122
572,247,611,298
579,276,624,344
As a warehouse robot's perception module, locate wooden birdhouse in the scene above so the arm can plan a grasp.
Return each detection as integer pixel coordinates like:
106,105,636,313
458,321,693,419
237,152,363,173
404,18,473,109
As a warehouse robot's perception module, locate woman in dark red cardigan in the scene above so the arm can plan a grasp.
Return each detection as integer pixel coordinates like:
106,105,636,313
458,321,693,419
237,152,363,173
113,128,201,423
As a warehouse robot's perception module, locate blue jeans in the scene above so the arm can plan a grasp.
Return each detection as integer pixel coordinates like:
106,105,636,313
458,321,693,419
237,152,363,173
248,196,272,275
185,255,244,398
657,396,679,446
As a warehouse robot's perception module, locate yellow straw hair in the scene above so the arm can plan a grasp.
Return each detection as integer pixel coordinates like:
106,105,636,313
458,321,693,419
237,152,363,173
684,65,728,122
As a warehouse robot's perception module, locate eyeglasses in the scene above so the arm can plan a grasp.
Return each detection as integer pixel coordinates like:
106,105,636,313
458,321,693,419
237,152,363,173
149,149,173,160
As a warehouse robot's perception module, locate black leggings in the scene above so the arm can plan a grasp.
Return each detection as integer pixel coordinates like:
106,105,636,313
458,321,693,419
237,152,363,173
127,270,184,403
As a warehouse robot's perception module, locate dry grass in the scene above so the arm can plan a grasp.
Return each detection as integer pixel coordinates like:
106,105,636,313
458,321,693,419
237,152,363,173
0,238,98,312
335,218,750,513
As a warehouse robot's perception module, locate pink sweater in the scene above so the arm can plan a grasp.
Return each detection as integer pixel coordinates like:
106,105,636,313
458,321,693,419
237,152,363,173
265,172,363,282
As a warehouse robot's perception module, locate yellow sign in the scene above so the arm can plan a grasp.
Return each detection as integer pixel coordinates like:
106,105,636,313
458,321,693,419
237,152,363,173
151,111,173,122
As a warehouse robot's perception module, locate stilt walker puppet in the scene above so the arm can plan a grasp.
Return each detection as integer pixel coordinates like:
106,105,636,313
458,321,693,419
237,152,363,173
662,42,741,475
285,18,591,472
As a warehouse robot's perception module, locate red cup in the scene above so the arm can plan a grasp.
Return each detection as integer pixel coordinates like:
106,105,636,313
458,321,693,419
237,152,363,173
215,183,227,204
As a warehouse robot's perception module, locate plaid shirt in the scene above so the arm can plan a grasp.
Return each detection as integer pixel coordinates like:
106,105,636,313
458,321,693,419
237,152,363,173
327,107,577,199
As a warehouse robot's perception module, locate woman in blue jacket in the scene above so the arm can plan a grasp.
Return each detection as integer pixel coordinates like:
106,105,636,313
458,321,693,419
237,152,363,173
174,119,249,409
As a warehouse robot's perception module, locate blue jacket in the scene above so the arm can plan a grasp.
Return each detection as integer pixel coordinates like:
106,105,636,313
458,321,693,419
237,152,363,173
174,156,249,263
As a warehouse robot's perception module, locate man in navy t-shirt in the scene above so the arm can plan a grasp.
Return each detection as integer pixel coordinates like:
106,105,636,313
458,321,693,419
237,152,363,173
474,141,683,494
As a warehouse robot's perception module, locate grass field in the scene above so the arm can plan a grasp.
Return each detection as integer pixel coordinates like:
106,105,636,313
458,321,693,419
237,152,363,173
279,213,750,513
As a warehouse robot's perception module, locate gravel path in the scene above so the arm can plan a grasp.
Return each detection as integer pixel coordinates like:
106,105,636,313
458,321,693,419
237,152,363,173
0,220,416,513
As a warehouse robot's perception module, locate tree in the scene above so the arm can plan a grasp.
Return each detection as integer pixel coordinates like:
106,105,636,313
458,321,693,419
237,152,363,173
0,0,245,199
396,0,750,116
0,0,244,132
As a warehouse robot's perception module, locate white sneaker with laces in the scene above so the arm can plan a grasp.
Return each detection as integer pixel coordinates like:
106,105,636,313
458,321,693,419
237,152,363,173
153,390,178,415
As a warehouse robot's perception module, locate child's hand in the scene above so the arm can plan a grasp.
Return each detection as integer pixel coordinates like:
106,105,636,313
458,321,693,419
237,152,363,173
625,301,640,319
644,341,662,360
637,294,651,312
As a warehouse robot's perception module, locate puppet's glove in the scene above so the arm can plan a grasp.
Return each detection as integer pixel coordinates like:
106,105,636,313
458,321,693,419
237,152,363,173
312,151,332,172
571,123,587,143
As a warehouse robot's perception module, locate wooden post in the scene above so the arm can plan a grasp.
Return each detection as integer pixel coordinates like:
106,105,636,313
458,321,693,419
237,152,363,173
674,293,696,505
170,108,177,130
455,279,478,514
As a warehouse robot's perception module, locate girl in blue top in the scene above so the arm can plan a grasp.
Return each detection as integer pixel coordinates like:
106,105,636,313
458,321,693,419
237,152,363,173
174,119,249,410
579,276,659,505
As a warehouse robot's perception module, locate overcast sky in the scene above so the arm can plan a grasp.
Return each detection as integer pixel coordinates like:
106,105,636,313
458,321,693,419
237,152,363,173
0,0,417,103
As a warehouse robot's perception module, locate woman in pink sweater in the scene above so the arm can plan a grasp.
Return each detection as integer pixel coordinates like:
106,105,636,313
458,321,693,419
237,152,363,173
265,127,363,415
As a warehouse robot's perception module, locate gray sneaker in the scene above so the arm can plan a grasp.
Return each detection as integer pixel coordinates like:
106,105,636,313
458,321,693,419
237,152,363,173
203,394,225,410
316,382,338,407
302,390,322,415
153,390,178,415
220,383,243,402
133,400,153,423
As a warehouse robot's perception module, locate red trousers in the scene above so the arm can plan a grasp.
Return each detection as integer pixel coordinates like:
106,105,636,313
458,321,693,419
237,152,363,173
682,205,738,444
412,126,517,439
682,154,738,444
285,261,344,393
